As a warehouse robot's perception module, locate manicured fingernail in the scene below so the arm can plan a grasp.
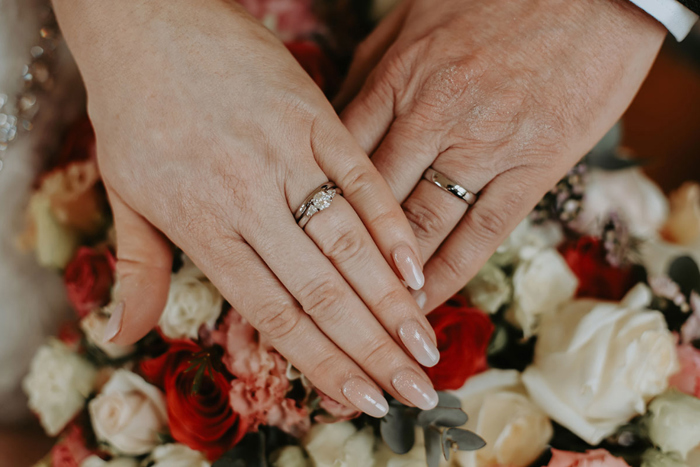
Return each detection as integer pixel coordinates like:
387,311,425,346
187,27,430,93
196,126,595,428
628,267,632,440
103,301,124,343
392,369,439,411
342,377,389,418
399,319,440,367
393,245,424,291
412,290,427,310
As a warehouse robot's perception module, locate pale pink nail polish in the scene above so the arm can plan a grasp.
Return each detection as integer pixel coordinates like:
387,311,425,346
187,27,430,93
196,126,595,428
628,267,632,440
103,301,125,343
412,290,427,310
399,319,440,367
393,245,424,291
342,377,389,418
392,369,439,411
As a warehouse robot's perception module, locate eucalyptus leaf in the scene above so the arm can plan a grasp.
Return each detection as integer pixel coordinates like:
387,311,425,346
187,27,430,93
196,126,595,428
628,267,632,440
381,405,416,454
436,392,461,409
417,407,468,428
444,428,487,451
668,256,700,297
424,426,443,467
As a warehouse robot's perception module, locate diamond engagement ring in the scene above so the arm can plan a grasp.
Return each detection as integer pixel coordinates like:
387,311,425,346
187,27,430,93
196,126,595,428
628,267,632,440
422,168,477,205
295,182,342,229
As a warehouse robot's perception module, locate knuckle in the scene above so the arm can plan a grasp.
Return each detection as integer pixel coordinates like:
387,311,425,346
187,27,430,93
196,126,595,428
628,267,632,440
309,353,346,384
470,203,510,240
432,251,469,283
252,300,302,342
298,277,346,323
403,195,451,240
322,225,367,265
341,164,379,199
361,337,397,369
369,287,410,317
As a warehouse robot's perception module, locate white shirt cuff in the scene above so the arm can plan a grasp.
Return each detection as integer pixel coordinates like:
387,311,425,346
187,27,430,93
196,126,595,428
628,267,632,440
628,0,698,40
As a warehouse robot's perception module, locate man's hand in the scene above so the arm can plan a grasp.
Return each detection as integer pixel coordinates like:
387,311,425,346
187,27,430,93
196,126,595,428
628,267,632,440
337,0,666,311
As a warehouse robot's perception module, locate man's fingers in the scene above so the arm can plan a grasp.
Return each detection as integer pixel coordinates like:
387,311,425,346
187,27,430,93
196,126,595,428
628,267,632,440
421,168,548,312
105,187,173,346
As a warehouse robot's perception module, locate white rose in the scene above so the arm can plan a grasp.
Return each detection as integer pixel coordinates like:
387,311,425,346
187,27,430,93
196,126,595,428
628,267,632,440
641,449,687,467
641,236,700,278
158,266,223,340
464,261,511,314
80,456,139,467
522,285,679,445
80,310,135,359
493,219,564,265
146,444,211,467
647,391,700,460
573,167,668,238
272,446,310,467
508,248,578,336
452,369,552,467
22,339,97,435
303,422,375,467
24,193,80,269
374,428,440,467
89,370,168,455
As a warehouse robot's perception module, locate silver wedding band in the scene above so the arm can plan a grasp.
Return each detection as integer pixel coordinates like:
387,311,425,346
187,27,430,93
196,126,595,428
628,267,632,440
295,182,342,229
422,168,477,205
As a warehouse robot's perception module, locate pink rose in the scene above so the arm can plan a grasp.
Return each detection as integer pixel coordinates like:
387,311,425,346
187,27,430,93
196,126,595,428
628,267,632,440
237,0,319,41
315,391,361,423
669,344,700,398
547,449,630,467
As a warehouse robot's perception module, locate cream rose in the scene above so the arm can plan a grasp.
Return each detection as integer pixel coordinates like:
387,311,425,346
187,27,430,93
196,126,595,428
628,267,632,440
573,167,668,238
641,449,687,467
80,456,138,467
464,261,511,314
508,248,578,336
272,446,310,467
89,370,168,455
647,391,700,461
22,339,97,436
493,219,564,266
80,310,135,359
522,285,679,445
158,264,223,340
452,369,553,467
147,444,211,467
303,422,375,467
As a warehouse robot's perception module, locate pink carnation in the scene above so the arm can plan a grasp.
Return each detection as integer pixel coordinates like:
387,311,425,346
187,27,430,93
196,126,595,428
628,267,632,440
669,344,700,398
214,310,310,436
237,0,319,41
547,449,630,467
315,391,361,423
51,424,93,467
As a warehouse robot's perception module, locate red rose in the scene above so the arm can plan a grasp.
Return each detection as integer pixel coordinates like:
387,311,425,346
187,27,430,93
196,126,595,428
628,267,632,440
560,236,638,301
140,340,245,461
424,295,494,391
286,40,338,94
64,247,115,318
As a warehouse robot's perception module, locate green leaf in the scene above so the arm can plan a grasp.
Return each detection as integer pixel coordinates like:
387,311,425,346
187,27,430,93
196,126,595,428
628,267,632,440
443,428,487,451
380,405,416,455
424,426,443,467
436,392,461,409
417,407,468,428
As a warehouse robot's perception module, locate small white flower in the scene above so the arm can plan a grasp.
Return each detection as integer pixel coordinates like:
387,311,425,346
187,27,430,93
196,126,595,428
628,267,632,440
522,285,679,445
493,219,564,266
464,261,511,314
508,248,578,336
89,370,168,455
146,444,211,467
80,456,138,467
647,391,700,461
453,370,553,467
23,339,97,436
80,309,135,359
158,263,223,340
272,446,309,467
303,422,375,467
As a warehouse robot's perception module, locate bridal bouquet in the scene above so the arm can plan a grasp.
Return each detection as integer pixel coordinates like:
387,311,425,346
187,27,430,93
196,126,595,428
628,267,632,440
18,1,700,467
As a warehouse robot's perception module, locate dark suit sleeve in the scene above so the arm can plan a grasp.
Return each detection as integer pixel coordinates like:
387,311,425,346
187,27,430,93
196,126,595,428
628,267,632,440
676,0,700,15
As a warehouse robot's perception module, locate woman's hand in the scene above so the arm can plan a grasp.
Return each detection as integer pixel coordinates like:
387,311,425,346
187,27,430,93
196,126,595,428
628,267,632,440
52,0,440,415
337,0,666,312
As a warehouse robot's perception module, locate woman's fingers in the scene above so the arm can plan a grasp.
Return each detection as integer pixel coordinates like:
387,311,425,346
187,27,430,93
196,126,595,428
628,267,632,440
310,115,425,291
304,196,439,367
205,241,392,418
243,200,438,410
104,187,173,346
421,168,549,312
